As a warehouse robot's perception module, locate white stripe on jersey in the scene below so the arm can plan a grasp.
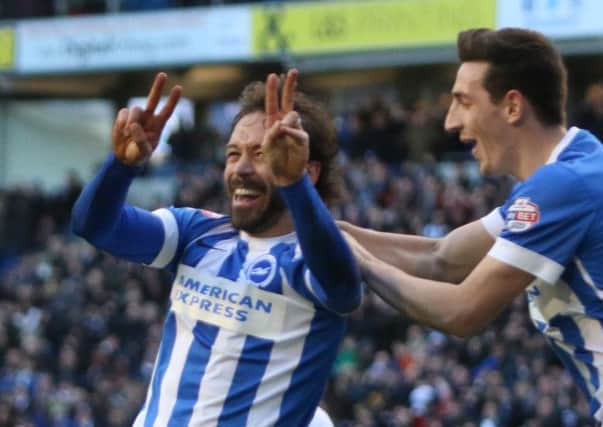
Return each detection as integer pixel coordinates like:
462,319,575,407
246,271,315,426
150,208,179,268
190,329,245,427
153,315,195,426
133,339,164,427
309,407,334,427
194,236,239,273
489,237,564,284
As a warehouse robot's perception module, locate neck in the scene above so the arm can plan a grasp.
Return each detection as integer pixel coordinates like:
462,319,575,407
249,213,294,238
512,124,566,181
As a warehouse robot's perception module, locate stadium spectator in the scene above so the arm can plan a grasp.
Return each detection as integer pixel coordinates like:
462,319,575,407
573,82,603,141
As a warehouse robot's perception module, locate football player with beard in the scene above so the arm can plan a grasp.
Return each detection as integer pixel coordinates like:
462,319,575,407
72,70,361,427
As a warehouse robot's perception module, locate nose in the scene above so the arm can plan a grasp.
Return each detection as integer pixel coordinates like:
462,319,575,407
232,152,255,176
444,103,461,134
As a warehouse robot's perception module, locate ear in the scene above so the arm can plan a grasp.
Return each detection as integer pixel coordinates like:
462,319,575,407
306,160,321,185
504,90,524,125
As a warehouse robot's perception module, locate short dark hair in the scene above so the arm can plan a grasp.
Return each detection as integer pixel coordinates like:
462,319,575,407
232,79,342,206
457,28,567,126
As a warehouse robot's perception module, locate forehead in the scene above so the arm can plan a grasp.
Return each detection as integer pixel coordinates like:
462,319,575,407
229,111,266,146
452,61,489,94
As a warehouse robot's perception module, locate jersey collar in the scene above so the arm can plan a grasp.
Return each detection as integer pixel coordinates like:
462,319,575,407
240,230,297,253
546,126,580,164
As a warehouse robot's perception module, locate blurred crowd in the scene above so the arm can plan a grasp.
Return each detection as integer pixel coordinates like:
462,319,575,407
1,86,602,427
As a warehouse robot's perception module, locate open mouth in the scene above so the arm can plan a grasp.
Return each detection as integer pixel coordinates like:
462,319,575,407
233,188,263,208
460,139,477,157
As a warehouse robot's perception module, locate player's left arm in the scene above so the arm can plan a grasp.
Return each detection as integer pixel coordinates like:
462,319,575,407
262,70,362,314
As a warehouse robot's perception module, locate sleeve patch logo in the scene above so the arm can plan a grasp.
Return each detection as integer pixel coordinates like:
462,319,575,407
200,209,224,218
506,197,540,232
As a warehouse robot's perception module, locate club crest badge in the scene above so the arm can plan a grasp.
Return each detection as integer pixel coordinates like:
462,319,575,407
246,255,277,288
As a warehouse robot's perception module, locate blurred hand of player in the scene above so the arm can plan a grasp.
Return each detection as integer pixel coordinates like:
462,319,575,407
340,229,374,273
112,72,182,166
262,69,309,187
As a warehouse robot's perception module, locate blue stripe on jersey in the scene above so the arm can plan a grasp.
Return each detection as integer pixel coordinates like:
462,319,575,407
167,321,219,427
144,312,177,427
217,336,273,426
181,231,239,267
549,338,600,417
266,242,296,295
217,240,249,281
275,311,346,427
564,263,603,319
549,315,600,415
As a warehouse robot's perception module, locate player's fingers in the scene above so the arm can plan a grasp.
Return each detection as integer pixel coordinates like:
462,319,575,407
127,106,144,127
281,111,302,129
265,73,279,126
281,69,298,113
145,72,167,114
112,108,129,141
278,125,308,144
129,122,154,157
157,85,182,125
263,119,281,146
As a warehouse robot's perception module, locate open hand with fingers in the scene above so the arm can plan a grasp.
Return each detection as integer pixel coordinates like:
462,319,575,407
262,69,310,187
113,72,182,166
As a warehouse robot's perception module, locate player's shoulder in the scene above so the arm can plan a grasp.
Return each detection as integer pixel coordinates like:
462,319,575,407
503,162,592,217
155,206,233,235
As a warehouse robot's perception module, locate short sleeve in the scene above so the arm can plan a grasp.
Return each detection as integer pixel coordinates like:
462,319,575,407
488,165,595,284
149,207,229,271
480,207,505,238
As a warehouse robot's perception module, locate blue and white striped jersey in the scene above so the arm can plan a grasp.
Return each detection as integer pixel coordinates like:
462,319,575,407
481,127,603,421
132,207,357,427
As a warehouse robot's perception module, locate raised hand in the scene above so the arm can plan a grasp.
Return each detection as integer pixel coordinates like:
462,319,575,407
112,72,182,166
262,69,310,186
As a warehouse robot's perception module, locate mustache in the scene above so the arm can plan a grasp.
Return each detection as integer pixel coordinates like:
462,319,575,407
228,177,268,193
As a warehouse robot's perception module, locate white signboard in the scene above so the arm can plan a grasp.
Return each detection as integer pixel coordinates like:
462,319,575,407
16,6,251,73
497,0,603,39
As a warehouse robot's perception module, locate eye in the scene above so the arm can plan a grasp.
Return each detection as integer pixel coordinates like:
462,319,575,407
255,151,264,159
226,151,240,161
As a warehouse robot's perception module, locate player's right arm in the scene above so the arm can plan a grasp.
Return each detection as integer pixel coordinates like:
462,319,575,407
339,209,501,283
71,73,182,264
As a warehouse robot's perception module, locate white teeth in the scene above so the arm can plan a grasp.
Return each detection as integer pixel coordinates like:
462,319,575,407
234,188,261,197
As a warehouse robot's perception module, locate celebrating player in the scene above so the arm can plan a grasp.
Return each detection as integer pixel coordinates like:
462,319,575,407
341,28,603,422
72,70,361,426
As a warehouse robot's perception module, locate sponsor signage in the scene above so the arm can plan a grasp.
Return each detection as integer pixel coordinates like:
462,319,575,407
15,6,251,74
0,26,15,71
252,0,496,56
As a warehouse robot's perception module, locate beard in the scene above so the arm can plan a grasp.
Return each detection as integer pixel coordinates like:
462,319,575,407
228,181,287,235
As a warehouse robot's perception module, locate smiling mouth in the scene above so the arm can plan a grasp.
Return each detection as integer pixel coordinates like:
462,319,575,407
233,188,263,207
